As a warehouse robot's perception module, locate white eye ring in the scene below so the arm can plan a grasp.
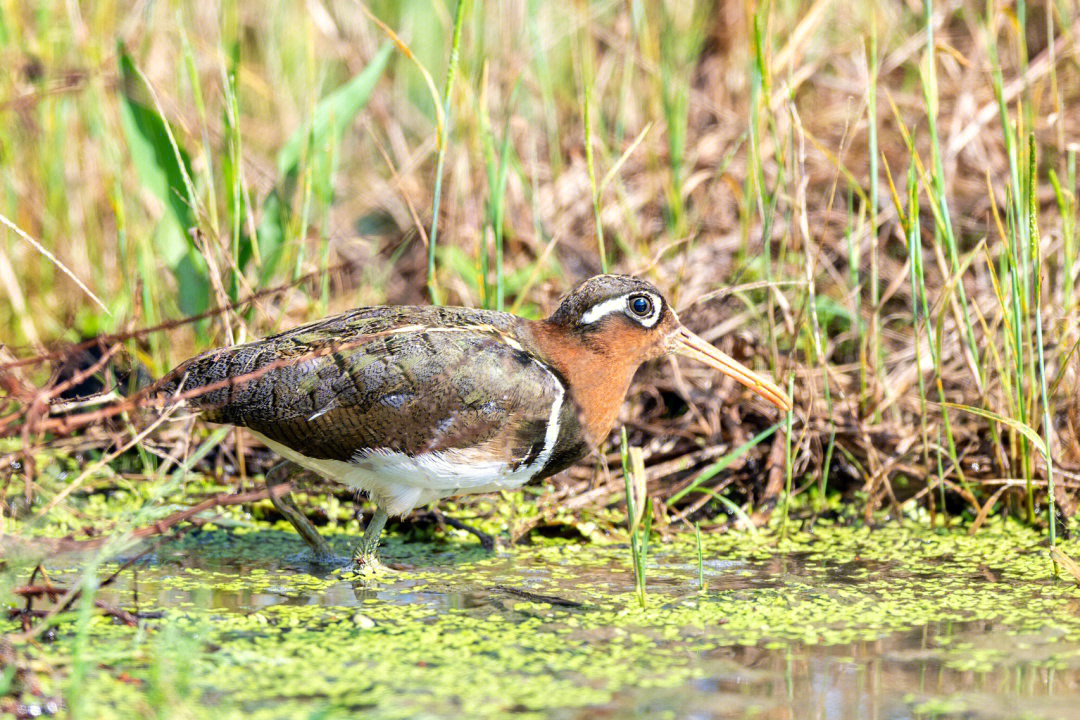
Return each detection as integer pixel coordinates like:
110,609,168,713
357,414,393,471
628,292,662,327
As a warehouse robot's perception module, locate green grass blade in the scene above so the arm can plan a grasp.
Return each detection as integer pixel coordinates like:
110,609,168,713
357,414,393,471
277,43,392,181
943,403,1047,458
1029,134,1056,546
668,423,780,504
427,0,469,303
583,89,606,272
117,46,208,317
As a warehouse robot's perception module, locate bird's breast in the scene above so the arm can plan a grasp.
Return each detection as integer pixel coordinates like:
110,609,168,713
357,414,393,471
524,321,642,453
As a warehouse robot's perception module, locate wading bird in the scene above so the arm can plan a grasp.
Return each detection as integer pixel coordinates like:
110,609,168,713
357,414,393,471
166,275,790,566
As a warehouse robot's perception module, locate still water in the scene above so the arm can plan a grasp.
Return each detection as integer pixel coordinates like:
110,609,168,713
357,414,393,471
57,522,1080,720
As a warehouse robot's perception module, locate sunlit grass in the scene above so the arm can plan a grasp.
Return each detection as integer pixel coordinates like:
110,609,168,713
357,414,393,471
621,427,651,608
5,6,1080,714
1,0,1078,571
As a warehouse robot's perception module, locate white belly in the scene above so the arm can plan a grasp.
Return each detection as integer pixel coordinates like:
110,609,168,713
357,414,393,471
250,431,540,517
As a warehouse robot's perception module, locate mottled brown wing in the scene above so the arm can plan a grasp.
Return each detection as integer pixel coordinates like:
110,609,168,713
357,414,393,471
174,310,561,467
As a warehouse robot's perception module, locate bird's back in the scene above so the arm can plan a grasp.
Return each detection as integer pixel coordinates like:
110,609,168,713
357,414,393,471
166,305,572,473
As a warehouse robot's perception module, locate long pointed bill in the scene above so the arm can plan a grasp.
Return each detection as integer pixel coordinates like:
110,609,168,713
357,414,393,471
671,326,791,411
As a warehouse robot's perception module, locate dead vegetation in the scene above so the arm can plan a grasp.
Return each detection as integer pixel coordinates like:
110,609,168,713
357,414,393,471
1,0,1079,541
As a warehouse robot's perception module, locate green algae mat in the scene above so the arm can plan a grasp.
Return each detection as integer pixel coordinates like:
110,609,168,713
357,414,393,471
6,516,1080,719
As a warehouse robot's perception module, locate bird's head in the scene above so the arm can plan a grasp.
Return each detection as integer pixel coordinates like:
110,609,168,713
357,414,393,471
547,274,791,411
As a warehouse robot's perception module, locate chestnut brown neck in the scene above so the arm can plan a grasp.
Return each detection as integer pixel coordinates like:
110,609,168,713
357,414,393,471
526,319,645,448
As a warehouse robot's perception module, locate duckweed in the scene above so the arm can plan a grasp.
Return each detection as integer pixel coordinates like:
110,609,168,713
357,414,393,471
6,492,1080,718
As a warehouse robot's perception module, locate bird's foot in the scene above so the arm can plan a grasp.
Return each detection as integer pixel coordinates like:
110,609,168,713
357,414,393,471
348,551,396,577
347,506,390,572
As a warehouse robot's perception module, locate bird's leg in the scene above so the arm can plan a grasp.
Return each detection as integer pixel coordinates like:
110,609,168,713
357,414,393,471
265,460,334,562
429,508,495,551
352,505,389,567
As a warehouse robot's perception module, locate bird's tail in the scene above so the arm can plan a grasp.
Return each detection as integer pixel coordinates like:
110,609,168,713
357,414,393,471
47,342,156,413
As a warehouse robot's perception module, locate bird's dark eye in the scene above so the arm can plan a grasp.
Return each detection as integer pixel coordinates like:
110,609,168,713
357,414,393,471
629,295,653,317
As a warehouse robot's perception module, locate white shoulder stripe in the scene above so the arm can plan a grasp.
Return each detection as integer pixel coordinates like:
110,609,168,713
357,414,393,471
530,361,564,477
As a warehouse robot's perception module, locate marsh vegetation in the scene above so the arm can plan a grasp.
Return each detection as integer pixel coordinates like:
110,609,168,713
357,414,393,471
3,0,1080,716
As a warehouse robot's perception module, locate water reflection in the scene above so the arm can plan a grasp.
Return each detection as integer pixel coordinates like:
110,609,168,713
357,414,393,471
595,635,1079,720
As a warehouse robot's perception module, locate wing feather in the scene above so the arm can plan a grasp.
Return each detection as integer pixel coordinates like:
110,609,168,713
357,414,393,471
175,308,560,467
